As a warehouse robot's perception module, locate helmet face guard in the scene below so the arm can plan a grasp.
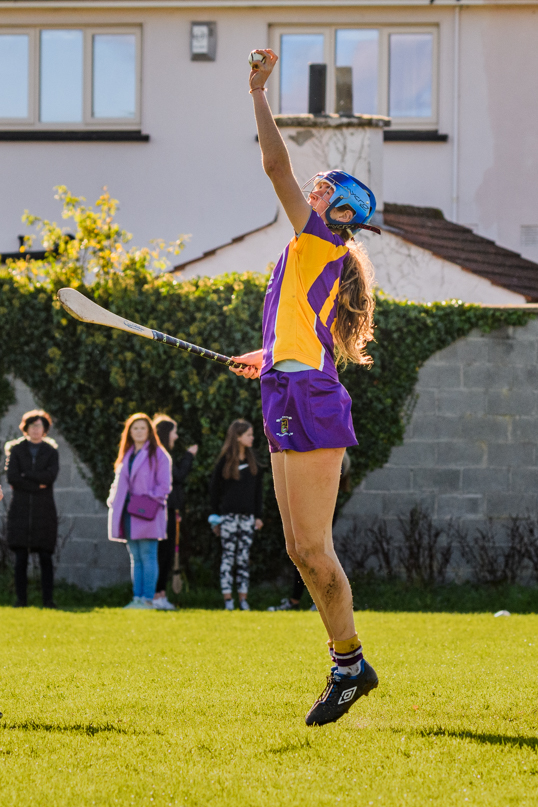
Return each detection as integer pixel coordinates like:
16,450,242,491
302,170,380,235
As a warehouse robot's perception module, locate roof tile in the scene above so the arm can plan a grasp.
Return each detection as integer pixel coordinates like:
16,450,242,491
383,204,538,301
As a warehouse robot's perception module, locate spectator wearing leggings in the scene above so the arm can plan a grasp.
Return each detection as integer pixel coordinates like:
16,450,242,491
209,419,263,611
153,414,198,610
5,409,59,609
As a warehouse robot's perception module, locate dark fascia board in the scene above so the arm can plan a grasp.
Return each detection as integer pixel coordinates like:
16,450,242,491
1,250,47,261
0,130,150,142
384,130,448,142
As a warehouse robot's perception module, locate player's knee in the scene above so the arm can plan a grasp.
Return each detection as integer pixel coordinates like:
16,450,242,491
286,542,301,566
294,541,323,571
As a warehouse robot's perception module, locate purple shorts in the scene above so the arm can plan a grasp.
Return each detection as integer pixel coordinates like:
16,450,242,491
260,368,358,453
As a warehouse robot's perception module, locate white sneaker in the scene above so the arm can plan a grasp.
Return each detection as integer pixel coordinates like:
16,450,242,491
224,599,235,611
310,603,318,612
268,598,299,612
124,597,149,609
153,597,176,611
239,600,250,611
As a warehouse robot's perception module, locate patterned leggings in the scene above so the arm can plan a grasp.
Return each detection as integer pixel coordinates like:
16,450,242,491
220,513,255,595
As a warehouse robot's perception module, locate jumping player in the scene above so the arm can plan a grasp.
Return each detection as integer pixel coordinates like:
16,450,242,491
230,49,379,726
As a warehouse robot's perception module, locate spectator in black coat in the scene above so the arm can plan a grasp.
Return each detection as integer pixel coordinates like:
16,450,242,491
5,409,59,608
152,414,198,610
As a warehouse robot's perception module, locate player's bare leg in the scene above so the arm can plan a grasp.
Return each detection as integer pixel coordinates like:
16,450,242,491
271,448,378,725
271,448,353,639
271,451,334,637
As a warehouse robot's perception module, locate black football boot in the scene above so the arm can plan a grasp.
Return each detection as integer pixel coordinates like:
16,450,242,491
305,660,379,726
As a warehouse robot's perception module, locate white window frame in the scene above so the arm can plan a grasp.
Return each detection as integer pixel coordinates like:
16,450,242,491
0,25,142,130
270,24,439,130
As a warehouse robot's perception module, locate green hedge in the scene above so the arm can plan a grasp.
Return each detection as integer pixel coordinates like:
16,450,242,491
0,189,533,584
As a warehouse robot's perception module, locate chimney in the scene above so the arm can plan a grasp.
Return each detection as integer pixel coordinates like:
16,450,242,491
308,64,327,116
335,67,353,116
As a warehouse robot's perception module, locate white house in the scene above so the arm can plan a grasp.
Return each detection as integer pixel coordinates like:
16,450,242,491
0,0,537,296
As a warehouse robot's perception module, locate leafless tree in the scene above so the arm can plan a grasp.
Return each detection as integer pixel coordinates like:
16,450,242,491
366,519,396,579
397,506,453,586
336,520,374,578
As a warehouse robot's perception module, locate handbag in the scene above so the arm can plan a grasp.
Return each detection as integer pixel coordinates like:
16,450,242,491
127,494,160,521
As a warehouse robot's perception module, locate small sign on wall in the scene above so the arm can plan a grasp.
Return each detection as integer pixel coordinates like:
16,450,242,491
191,22,217,61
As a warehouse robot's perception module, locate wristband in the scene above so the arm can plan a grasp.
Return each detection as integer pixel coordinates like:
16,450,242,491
249,87,267,94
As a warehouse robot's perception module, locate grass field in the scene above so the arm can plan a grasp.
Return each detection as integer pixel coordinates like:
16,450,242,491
1,608,537,807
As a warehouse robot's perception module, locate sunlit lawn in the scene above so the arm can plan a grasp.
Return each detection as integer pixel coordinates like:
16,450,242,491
1,608,537,806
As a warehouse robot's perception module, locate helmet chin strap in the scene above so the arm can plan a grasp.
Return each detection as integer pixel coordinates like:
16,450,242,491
353,222,381,235
326,221,381,239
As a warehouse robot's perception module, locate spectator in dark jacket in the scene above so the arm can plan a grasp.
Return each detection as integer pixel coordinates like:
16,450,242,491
209,419,263,611
5,409,59,608
153,414,198,610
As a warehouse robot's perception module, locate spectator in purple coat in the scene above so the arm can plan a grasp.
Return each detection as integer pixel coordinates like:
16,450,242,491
107,413,172,609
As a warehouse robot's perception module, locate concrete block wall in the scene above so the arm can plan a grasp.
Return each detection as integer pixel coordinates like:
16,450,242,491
0,379,129,590
339,318,538,537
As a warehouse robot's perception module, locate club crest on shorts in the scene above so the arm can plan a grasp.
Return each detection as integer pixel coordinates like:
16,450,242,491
276,415,293,437
338,686,357,705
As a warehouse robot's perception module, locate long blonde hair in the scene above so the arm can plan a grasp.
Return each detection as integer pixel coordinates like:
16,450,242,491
333,235,375,367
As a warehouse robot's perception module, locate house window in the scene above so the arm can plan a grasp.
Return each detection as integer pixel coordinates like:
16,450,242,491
40,30,84,123
271,25,438,128
0,34,30,118
280,33,325,114
389,33,433,118
92,34,137,119
0,27,140,129
335,29,379,116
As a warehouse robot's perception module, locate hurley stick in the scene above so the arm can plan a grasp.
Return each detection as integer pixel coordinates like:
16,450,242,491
172,513,182,595
57,288,249,369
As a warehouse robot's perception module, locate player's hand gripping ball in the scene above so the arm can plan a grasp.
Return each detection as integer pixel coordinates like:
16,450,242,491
248,51,266,70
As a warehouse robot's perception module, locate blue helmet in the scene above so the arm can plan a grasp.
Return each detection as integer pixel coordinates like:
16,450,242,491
302,170,380,235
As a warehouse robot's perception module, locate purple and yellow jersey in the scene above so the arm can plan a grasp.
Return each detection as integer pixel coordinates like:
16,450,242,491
261,210,349,381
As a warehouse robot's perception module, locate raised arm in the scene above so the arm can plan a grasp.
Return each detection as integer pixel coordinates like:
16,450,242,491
249,49,311,234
